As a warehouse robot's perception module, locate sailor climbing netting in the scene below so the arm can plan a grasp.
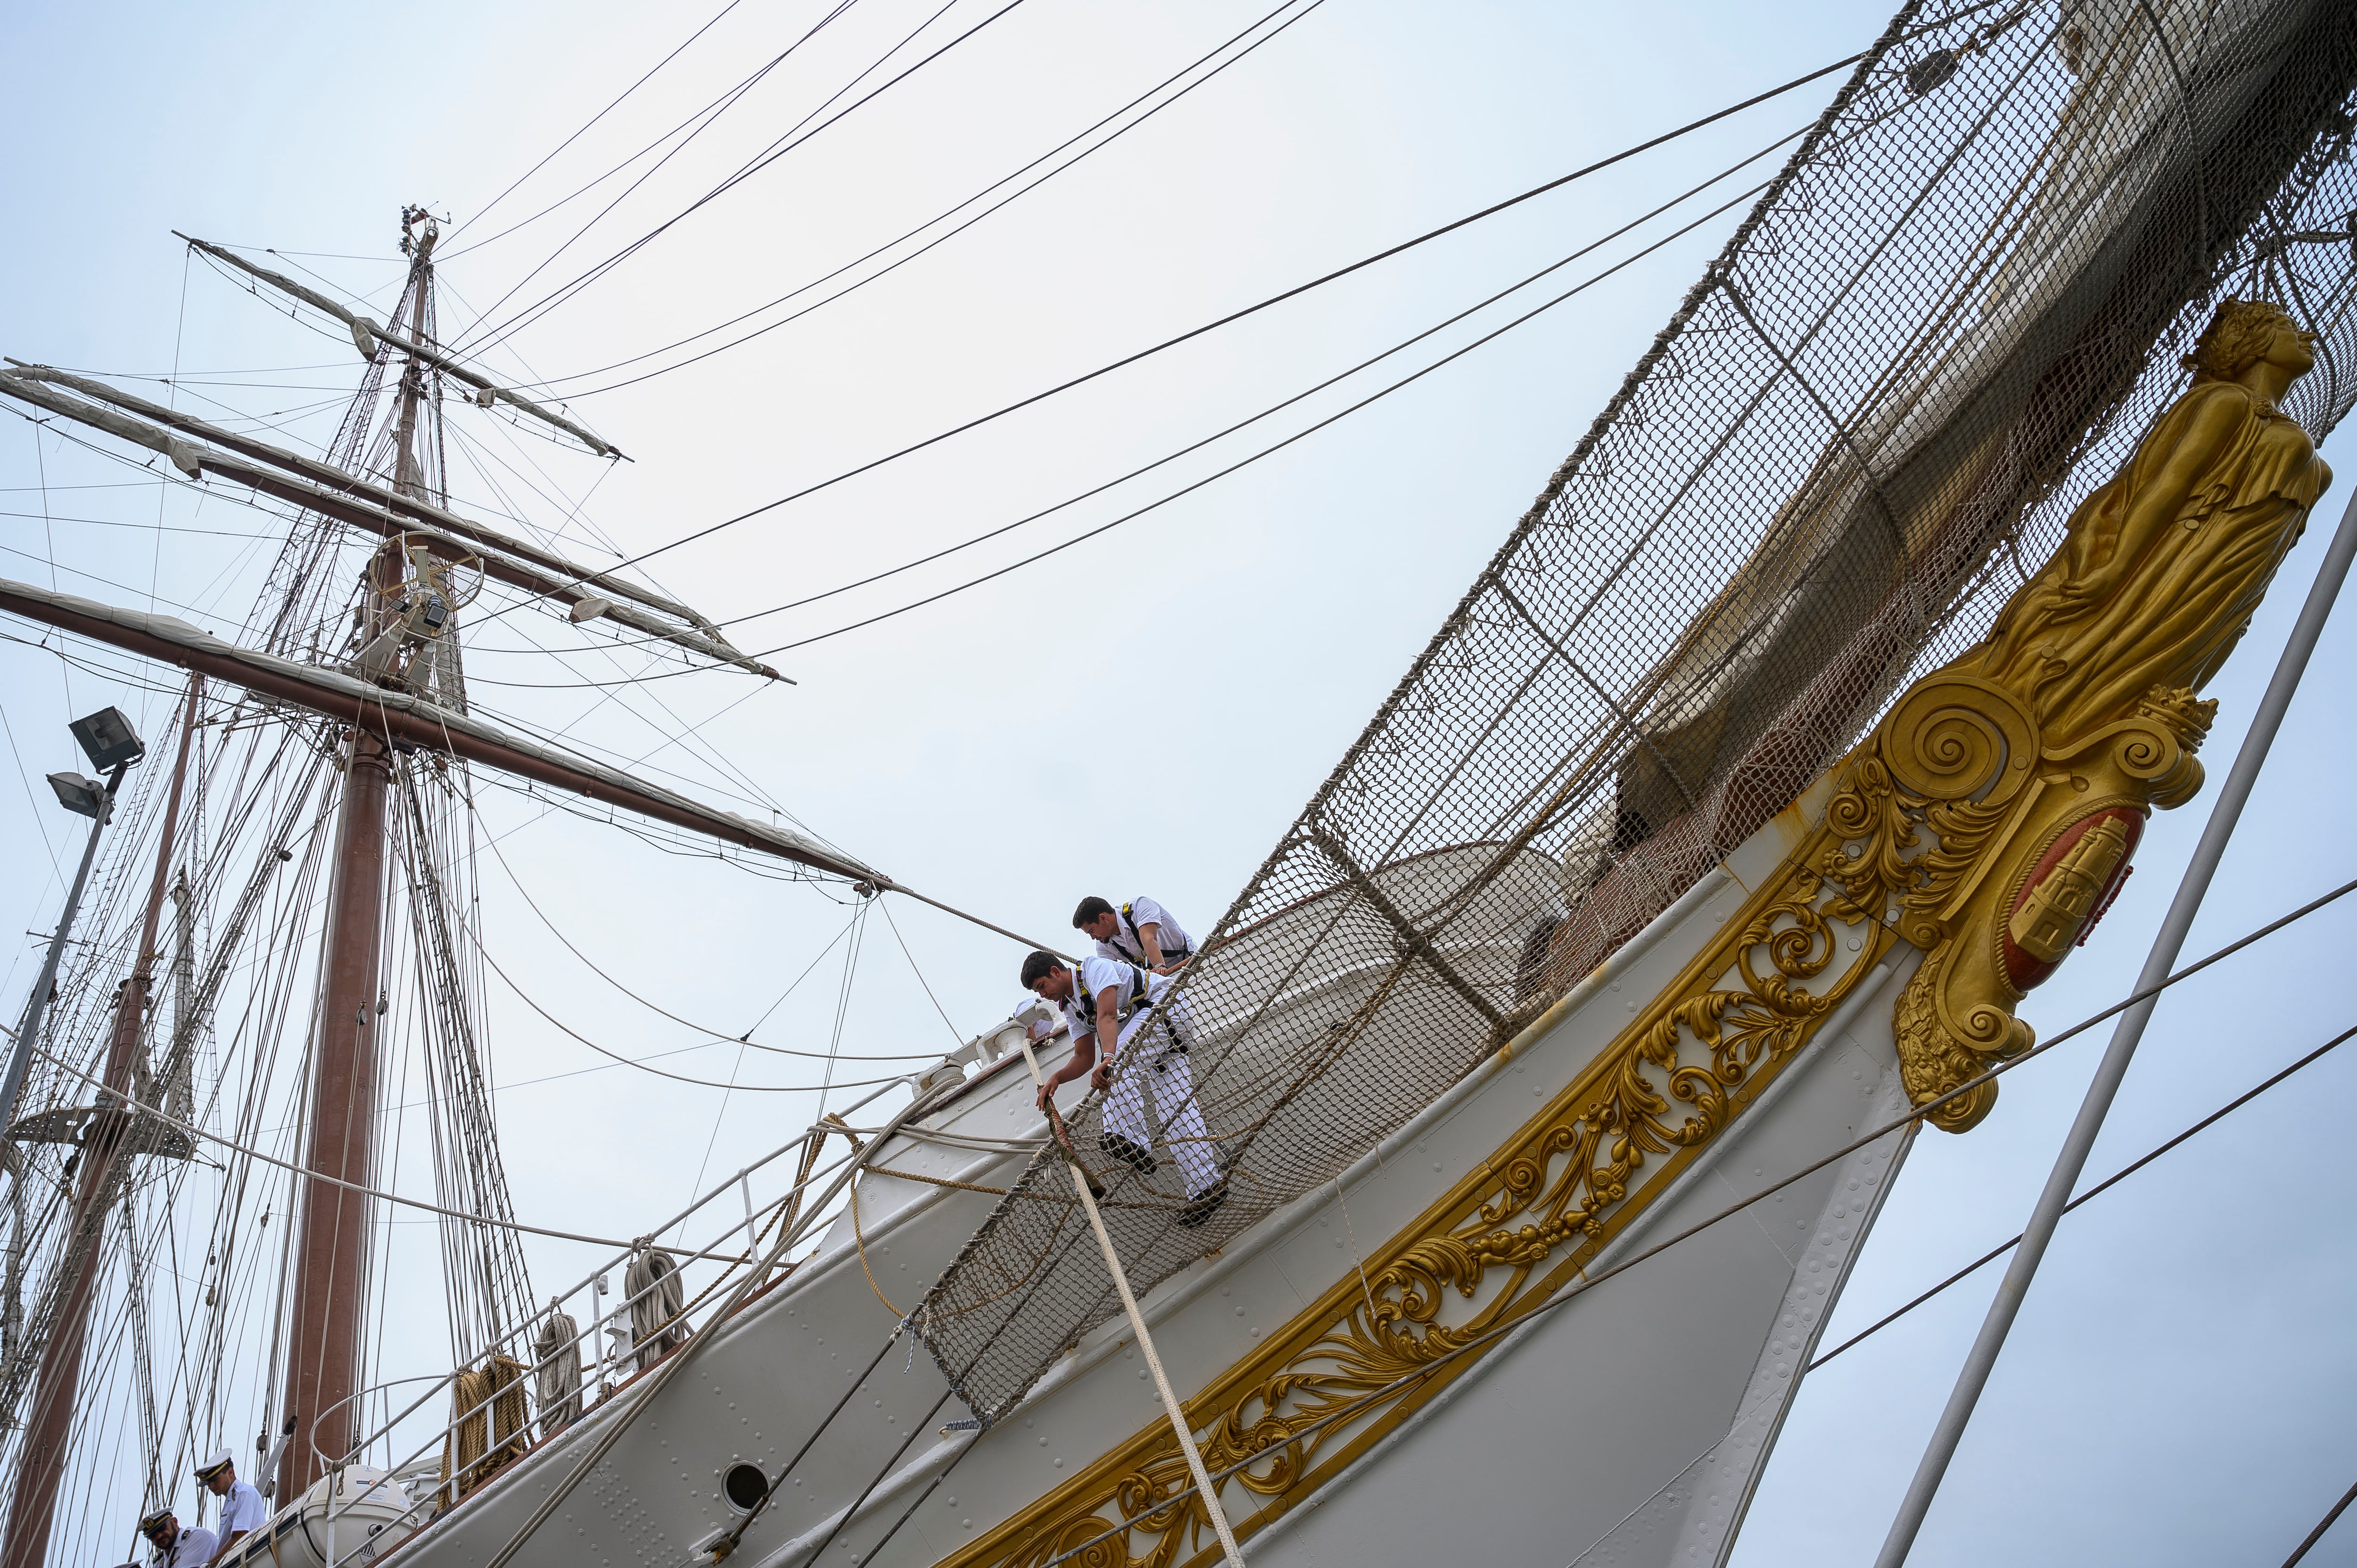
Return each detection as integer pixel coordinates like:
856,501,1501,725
911,0,2357,1425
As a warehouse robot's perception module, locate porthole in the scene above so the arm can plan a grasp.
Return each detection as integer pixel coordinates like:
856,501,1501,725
723,1462,769,1512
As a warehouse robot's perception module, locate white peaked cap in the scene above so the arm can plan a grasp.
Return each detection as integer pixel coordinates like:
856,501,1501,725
194,1448,234,1478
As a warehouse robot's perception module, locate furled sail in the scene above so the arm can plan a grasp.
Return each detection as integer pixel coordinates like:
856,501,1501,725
910,0,2357,1425
0,576,874,882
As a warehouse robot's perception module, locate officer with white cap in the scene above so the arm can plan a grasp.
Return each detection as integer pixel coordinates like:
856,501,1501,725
138,1504,216,1568
193,1449,267,1563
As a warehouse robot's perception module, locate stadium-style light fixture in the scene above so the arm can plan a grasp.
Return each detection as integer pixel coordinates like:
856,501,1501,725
46,771,108,820
67,706,143,772
2,706,151,1142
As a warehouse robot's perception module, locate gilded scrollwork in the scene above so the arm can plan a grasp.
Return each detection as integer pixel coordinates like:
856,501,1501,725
942,296,2333,1568
1823,297,2326,1132
950,852,1889,1568
1818,676,2217,1130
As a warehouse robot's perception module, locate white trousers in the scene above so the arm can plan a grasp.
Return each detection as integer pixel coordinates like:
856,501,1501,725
1101,1004,1220,1198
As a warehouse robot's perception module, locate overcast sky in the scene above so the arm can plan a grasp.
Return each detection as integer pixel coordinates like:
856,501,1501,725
3,1,2354,1563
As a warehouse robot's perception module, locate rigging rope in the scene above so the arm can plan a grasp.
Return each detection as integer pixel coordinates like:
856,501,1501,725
878,895,965,1046
476,829,935,1059
21,1043,776,1255
450,0,1025,360
463,45,1884,615
466,934,913,1092
487,115,1823,686
513,0,1327,398
459,7,2045,688
2280,1476,2357,1567
442,0,880,340
1807,1019,2357,1373
442,0,752,247
758,177,1791,657
407,137,1845,690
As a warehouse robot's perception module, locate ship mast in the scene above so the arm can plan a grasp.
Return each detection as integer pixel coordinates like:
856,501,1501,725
0,677,203,1568
0,205,879,1550
276,213,436,1499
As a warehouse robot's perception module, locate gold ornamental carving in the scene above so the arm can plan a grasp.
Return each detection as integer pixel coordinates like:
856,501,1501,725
926,301,2332,1568
937,842,1894,1568
1823,298,2329,1131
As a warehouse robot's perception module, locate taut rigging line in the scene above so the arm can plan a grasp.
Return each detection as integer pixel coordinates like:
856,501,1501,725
469,46,1879,619
449,0,1029,360
440,0,878,336
22,1038,860,1263
442,0,754,248
475,134,1809,682
476,813,942,1061
1806,1018,2357,1375
470,928,918,1092
505,0,1329,398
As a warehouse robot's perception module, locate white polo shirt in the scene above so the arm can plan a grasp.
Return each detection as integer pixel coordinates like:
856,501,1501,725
151,1524,218,1568
1093,897,1192,968
1063,955,1174,1047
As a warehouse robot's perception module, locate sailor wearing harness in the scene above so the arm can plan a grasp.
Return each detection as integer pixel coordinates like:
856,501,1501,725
139,1505,217,1568
1074,895,1193,975
193,1450,266,1565
1022,950,1226,1225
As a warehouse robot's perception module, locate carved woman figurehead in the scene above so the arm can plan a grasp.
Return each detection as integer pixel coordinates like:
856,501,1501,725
2181,296,2316,398
1969,296,2331,737
1878,297,2332,1132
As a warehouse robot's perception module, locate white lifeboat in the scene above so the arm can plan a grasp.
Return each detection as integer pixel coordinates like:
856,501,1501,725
217,1467,415,1568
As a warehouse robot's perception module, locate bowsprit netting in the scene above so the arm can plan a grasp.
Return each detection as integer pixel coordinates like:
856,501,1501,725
910,0,2357,1426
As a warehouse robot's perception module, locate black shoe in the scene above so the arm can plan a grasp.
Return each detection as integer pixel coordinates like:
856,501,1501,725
1177,1181,1228,1228
1099,1132,1157,1175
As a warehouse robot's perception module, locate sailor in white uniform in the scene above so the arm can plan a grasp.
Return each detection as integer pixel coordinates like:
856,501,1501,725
140,1505,217,1568
194,1449,268,1564
1022,949,1226,1224
1073,895,1193,974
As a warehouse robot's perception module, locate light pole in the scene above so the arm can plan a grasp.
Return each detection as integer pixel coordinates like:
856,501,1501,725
0,705,145,1152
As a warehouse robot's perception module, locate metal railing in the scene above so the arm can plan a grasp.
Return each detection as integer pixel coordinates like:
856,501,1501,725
307,1067,927,1561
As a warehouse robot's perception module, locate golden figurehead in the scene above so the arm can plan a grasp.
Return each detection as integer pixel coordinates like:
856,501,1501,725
1823,298,2332,1130
1974,299,2332,743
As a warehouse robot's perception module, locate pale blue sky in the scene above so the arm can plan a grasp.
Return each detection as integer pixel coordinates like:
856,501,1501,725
2,1,2353,1562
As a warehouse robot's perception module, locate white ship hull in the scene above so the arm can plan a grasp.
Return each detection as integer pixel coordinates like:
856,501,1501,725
372,765,1915,1568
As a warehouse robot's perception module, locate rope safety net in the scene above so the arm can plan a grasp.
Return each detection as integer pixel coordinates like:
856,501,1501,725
910,0,2357,1426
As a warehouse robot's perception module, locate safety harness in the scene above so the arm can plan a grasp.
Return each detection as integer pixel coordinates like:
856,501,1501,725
1073,960,1193,1060
1072,960,1156,1032
1117,901,1192,965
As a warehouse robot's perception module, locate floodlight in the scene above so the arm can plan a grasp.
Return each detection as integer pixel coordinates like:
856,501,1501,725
67,707,143,772
47,771,107,820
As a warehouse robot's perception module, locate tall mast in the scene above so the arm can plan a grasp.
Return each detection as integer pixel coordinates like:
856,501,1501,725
0,676,202,1568
276,215,437,1500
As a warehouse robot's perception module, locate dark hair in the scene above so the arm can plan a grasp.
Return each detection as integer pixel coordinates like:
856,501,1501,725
1071,895,1114,928
1020,950,1064,988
